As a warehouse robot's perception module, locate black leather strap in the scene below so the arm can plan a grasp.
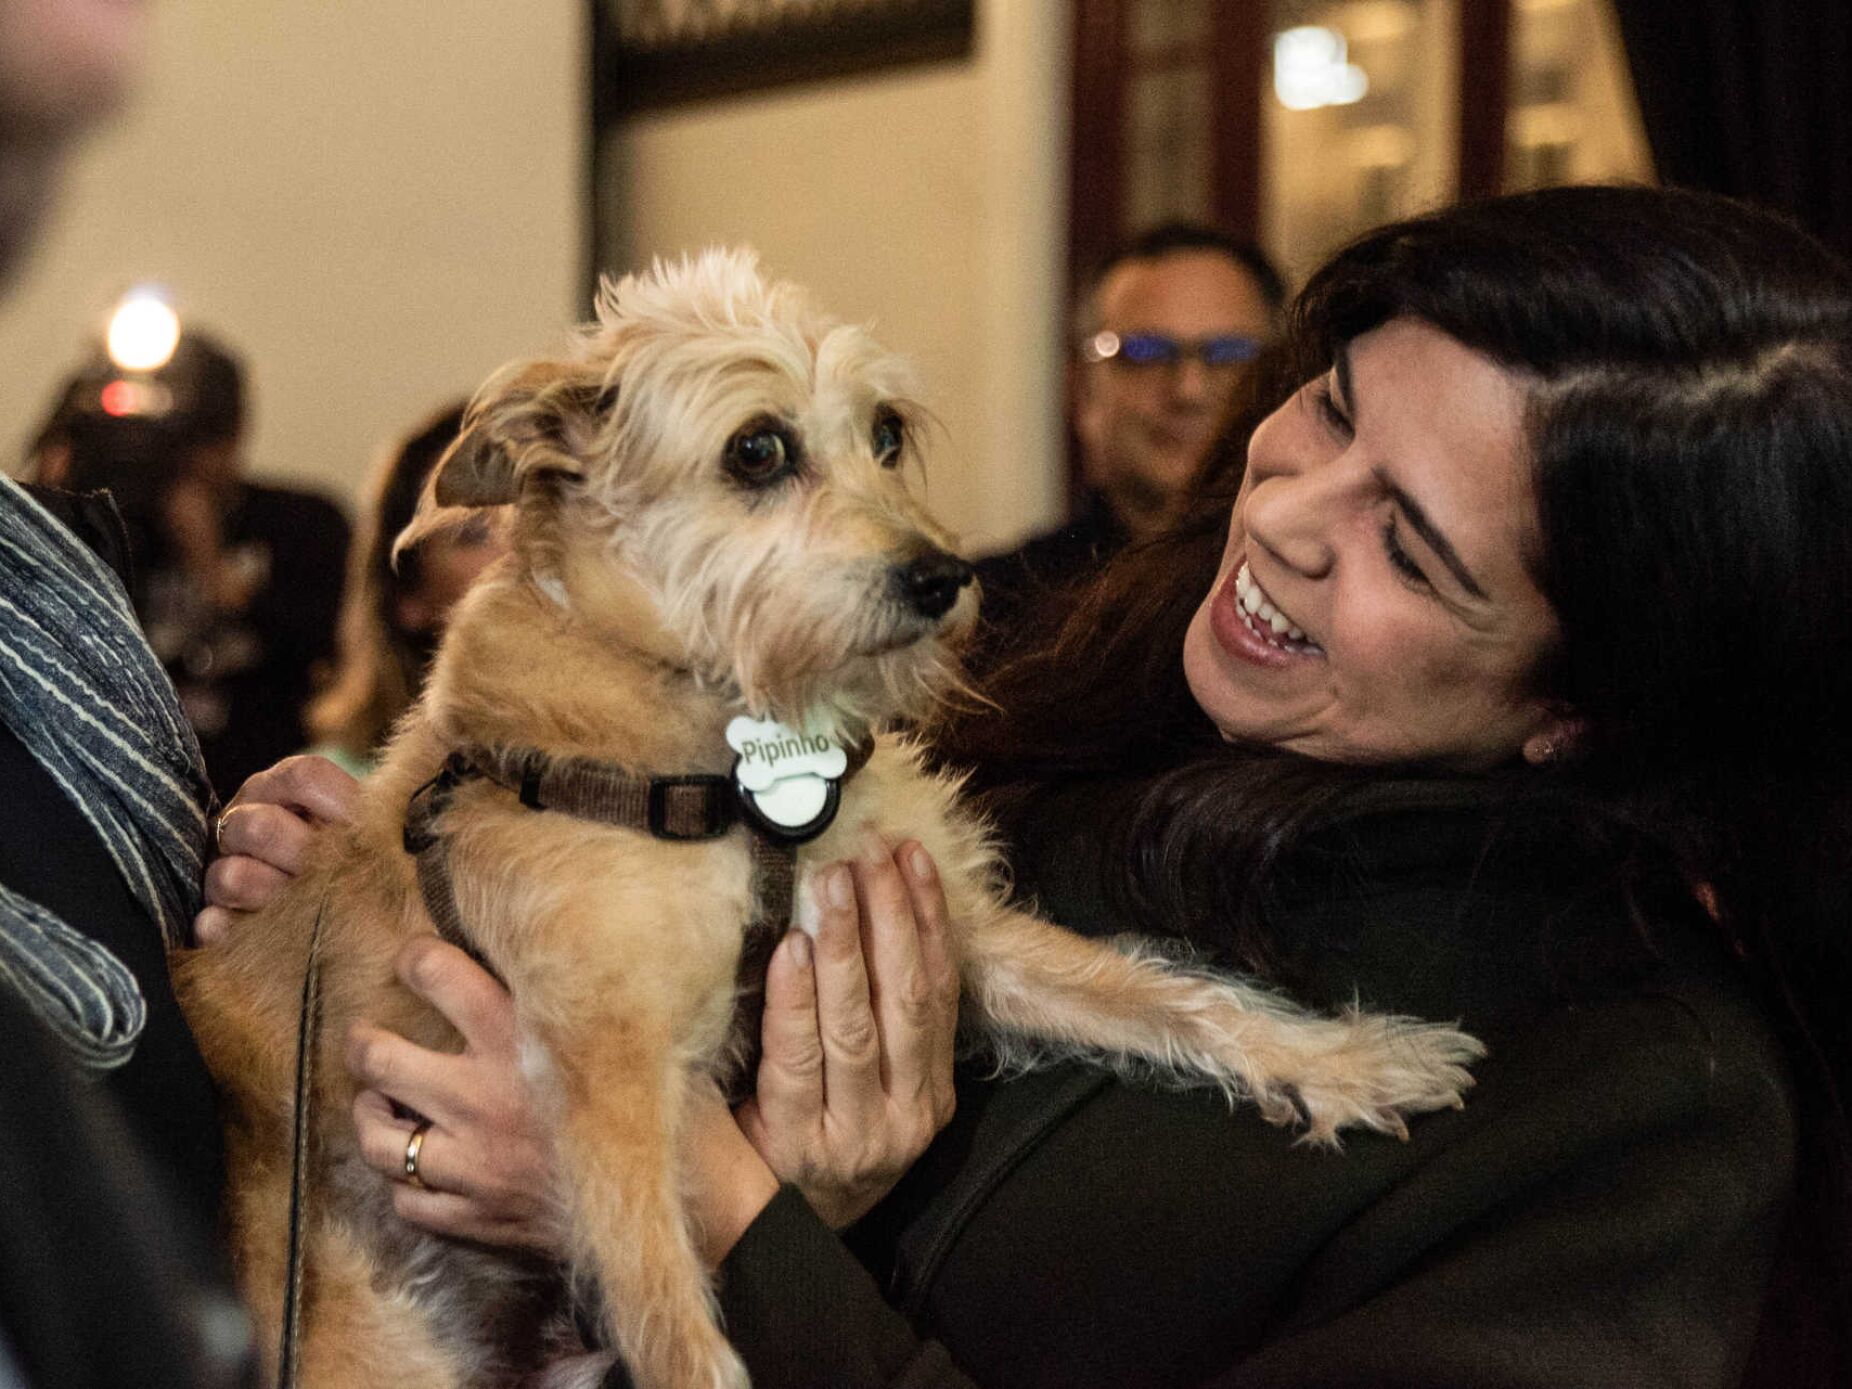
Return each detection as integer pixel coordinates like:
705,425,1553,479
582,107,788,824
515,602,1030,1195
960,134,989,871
402,747,807,1104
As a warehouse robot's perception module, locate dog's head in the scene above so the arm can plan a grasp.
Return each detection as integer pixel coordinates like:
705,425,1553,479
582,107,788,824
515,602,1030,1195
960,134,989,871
400,248,977,735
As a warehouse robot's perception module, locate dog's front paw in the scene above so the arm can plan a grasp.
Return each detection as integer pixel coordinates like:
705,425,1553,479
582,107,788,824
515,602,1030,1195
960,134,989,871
1263,1010,1485,1146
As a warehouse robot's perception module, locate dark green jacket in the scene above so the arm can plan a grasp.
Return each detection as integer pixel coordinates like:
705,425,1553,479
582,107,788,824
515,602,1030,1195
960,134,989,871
714,786,1794,1387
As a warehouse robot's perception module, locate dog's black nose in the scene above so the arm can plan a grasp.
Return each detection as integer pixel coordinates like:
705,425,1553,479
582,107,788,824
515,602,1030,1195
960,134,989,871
895,551,975,620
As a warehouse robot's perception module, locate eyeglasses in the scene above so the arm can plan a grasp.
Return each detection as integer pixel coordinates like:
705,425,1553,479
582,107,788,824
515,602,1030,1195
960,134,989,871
1081,330,1263,370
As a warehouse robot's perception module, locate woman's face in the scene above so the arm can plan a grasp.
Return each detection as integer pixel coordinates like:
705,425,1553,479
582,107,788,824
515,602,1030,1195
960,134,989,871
1182,318,1565,770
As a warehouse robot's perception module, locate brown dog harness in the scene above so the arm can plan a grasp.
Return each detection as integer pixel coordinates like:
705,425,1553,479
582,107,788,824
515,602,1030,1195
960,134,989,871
400,738,873,1073
277,742,873,1385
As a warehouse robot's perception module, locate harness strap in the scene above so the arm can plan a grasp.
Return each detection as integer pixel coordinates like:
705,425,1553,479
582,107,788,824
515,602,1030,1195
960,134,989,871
403,755,505,976
275,739,866,1358
411,833,494,974
732,834,799,1077
401,737,872,962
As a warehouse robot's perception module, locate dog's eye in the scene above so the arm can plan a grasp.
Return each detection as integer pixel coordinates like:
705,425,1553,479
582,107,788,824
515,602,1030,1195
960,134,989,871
724,421,797,487
872,409,905,468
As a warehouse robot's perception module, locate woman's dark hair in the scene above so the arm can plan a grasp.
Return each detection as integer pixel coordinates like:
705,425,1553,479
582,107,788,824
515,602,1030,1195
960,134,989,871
306,401,468,760
943,184,1852,1384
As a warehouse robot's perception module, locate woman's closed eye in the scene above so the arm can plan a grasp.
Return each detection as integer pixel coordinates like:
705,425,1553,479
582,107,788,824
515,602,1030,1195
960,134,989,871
1310,380,1353,438
1308,372,1443,597
1382,515,1434,591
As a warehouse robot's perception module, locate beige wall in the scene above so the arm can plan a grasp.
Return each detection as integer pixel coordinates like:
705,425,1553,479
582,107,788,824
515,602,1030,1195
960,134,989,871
2,1,1069,550
601,1,1070,553
1,2,585,507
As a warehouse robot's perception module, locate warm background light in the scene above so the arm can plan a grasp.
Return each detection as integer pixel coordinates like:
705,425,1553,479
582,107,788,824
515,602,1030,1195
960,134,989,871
1273,26,1369,112
0,1,583,519
104,288,181,372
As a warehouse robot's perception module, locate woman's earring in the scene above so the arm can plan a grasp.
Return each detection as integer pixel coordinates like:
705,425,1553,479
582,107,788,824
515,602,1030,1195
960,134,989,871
1524,711,1584,767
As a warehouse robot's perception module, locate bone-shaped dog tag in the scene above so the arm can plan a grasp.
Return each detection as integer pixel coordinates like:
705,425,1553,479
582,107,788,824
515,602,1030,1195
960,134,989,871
726,715,848,842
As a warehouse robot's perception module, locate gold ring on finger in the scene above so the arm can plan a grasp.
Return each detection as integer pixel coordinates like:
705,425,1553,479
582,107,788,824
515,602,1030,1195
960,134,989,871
403,1119,433,1190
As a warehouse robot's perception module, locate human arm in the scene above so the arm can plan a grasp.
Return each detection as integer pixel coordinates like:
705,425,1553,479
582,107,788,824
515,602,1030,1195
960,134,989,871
1201,985,1795,1388
161,479,261,615
701,982,1794,1389
709,782,1793,1389
355,920,989,1389
207,763,1793,1389
703,1183,984,1389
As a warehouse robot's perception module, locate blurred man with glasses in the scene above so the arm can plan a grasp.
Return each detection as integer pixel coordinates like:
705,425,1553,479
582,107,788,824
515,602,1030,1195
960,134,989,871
976,222,1285,646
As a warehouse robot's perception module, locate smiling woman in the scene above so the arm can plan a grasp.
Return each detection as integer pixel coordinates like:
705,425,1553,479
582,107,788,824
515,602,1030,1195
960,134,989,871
1182,319,1562,768
926,183,1852,1388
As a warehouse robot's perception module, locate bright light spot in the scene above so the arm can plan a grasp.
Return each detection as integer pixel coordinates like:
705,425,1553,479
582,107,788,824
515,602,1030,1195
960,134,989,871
105,288,181,372
1273,27,1370,111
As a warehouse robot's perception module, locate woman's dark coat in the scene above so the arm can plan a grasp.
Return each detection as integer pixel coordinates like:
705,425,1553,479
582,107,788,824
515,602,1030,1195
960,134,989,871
711,783,1793,1388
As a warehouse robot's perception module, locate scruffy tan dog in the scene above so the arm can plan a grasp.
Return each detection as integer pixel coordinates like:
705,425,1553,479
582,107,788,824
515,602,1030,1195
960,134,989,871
175,250,1482,1389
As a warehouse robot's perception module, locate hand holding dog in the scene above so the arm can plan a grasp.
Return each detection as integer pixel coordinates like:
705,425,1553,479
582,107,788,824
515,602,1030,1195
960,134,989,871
729,835,960,1234
199,763,960,1259
347,936,563,1251
196,754,361,945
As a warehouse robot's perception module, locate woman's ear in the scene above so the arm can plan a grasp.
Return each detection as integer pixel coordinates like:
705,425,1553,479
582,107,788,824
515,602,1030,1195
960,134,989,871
1522,710,1587,766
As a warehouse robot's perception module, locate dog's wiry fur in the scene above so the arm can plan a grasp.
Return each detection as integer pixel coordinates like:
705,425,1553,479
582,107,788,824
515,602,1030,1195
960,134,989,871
176,249,1483,1389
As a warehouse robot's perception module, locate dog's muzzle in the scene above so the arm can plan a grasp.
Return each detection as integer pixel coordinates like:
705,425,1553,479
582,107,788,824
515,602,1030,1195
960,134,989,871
892,550,975,620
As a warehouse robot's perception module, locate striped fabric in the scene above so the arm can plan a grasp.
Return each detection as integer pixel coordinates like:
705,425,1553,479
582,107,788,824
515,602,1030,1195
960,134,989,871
0,478,211,1069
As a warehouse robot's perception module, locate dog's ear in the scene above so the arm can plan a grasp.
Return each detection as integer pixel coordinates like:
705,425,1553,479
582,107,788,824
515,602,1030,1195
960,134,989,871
429,423,521,508
393,366,616,563
432,364,614,506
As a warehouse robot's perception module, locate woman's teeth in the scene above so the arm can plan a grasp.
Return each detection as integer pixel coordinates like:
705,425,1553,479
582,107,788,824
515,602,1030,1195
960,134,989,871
1234,562,1320,651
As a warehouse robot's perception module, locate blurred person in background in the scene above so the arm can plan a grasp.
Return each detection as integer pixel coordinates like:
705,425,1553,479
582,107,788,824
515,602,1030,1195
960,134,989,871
37,326,351,797
974,222,1285,643
306,399,509,777
0,0,144,282
0,0,253,1384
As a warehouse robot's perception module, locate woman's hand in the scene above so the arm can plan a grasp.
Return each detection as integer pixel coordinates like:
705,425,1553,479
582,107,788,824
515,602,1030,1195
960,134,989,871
193,757,561,1250
196,755,359,944
347,937,562,1254
716,835,962,1235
